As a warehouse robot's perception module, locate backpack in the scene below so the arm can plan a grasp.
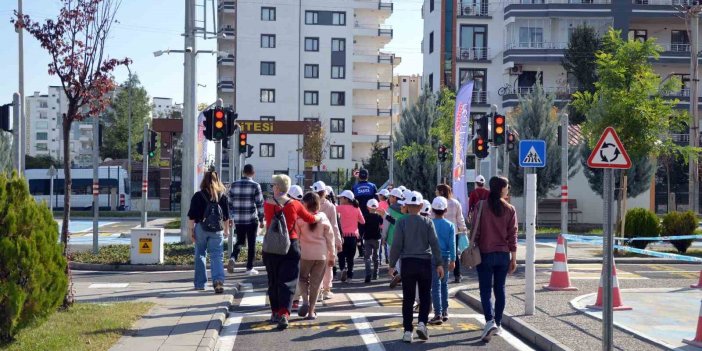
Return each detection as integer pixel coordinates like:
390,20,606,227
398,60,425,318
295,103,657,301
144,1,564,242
200,191,224,232
262,198,291,255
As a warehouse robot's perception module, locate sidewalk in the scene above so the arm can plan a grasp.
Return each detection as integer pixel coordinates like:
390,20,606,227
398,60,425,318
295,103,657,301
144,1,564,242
74,280,233,351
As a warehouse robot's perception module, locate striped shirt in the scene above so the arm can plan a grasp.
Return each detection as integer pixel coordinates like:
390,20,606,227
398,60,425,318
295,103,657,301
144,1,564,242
227,177,264,225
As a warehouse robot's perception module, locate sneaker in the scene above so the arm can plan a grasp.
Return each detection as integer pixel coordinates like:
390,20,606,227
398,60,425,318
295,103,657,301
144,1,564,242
213,281,224,294
227,258,235,274
270,312,280,324
277,314,289,330
306,312,318,320
365,277,371,283
298,303,309,318
194,286,205,291
402,331,413,343
480,320,498,342
347,277,354,284
495,326,503,336
428,315,443,325
416,322,429,340
454,276,463,284
413,302,420,312
292,300,299,311
389,274,402,289
246,268,259,276
442,311,449,322
341,269,348,282
322,291,334,300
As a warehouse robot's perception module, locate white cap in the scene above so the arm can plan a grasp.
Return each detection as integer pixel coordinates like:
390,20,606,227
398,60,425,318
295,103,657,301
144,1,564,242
402,191,424,206
475,175,486,184
367,199,380,209
311,180,327,193
339,190,355,201
398,189,414,205
325,185,335,195
288,185,304,200
397,186,407,192
421,200,431,214
431,196,449,211
377,189,390,197
389,188,404,198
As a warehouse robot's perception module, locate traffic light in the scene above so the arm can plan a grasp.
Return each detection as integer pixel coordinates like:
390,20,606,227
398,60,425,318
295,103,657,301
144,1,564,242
239,132,247,153
148,130,157,158
438,145,448,162
226,109,238,137
493,114,506,145
136,141,143,155
0,104,11,132
245,144,254,158
203,109,213,140
474,136,488,159
473,114,489,159
213,107,226,140
222,136,230,150
507,130,517,151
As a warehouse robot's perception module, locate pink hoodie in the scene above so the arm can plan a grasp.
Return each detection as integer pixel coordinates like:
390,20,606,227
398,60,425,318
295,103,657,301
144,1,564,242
336,204,365,238
296,213,334,261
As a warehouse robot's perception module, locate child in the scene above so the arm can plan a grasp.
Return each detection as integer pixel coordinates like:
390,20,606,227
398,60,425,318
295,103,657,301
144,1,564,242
288,185,304,201
427,196,456,326
389,191,444,343
382,188,406,288
420,200,432,217
336,190,365,283
364,199,384,283
313,182,342,300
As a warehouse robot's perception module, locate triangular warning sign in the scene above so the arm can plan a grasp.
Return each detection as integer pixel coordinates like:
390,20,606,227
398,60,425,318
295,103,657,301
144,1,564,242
587,127,631,169
142,242,150,249
522,146,542,164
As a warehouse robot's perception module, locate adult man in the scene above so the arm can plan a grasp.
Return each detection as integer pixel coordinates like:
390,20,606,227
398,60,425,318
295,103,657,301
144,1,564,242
468,175,490,214
353,169,378,257
228,164,265,275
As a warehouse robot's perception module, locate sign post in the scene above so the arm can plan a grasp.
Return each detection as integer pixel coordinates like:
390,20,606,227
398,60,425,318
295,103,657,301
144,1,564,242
47,165,56,214
587,127,631,351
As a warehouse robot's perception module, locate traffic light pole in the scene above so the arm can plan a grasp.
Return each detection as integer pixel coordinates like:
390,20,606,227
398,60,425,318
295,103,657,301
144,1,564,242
141,122,149,227
12,93,22,172
437,160,441,186
92,113,100,254
490,105,498,180
215,98,223,175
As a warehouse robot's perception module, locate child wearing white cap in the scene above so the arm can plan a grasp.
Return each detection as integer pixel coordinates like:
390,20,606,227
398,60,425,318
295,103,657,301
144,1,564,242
420,200,432,217
288,185,304,201
427,196,456,326
312,181,342,300
382,187,407,288
336,190,365,283
363,199,384,283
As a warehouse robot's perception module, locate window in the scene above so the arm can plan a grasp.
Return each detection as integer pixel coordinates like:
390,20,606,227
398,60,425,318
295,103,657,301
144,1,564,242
428,73,434,92
459,69,486,103
36,132,48,141
260,89,275,103
332,38,346,52
261,7,276,21
332,12,346,25
260,61,276,75
331,65,345,79
304,117,319,122
628,29,647,43
672,73,691,96
304,64,319,78
460,25,487,59
330,145,345,159
36,121,48,129
261,34,276,48
305,11,319,24
36,143,48,151
429,32,434,53
305,37,319,51
331,92,345,106
260,116,275,121
39,112,47,119
672,30,690,52
330,118,345,133
430,0,435,12
260,143,275,157
304,91,319,105
518,27,543,48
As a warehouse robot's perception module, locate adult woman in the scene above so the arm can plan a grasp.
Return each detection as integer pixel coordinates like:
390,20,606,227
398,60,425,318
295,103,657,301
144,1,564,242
471,176,518,342
435,184,469,283
263,175,322,330
187,171,230,293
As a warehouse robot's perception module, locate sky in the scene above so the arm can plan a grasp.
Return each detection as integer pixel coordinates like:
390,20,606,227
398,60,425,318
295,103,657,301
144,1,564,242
0,0,423,106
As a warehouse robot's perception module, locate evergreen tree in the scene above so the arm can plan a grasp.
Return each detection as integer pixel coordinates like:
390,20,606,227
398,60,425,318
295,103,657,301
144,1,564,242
562,25,600,125
25,155,60,169
580,142,654,198
0,132,12,175
362,142,389,186
101,75,152,160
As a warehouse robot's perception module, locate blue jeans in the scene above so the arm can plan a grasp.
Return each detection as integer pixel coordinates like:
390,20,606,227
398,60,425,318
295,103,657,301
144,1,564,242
476,252,510,325
194,223,225,289
432,256,450,315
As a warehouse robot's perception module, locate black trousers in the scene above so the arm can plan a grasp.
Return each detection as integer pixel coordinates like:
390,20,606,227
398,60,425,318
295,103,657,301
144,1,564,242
454,234,462,279
231,223,258,270
338,236,358,279
262,240,301,316
401,257,432,332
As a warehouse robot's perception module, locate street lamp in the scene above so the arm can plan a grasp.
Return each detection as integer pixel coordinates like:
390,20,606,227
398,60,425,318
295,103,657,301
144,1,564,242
125,64,133,205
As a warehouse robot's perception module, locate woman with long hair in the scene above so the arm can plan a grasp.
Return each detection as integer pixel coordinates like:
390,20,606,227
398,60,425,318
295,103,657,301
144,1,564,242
435,184,468,283
187,171,230,293
470,176,518,342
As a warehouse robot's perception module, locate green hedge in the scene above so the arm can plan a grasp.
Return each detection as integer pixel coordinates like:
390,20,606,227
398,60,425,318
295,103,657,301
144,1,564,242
71,242,264,265
624,208,660,250
661,211,697,253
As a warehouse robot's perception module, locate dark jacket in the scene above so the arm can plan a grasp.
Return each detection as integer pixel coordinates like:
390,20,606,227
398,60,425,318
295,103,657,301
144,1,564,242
187,190,230,223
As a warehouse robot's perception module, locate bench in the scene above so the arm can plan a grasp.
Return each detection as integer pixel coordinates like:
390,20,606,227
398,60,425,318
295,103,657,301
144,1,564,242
537,199,582,225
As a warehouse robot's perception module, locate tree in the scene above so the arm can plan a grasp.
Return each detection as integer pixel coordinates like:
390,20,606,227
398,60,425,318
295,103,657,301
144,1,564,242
302,125,329,171
362,142,389,186
394,87,440,196
101,75,151,160
25,155,61,169
0,132,12,175
580,141,654,199
562,25,601,125
430,87,456,182
508,83,580,197
14,0,130,307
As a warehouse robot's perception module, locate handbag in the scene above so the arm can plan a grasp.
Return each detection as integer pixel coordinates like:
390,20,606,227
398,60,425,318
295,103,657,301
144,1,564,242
262,198,292,255
461,200,484,269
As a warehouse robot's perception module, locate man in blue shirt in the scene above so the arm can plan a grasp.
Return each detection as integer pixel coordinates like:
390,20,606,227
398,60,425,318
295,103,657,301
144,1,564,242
353,169,378,258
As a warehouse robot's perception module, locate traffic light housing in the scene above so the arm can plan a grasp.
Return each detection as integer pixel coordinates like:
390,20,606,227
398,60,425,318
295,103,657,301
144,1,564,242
213,107,226,140
226,109,238,137
507,130,517,151
136,141,143,155
245,144,254,158
239,132,247,153
493,114,506,145
203,109,213,140
148,130,157,158
0,104,11,132
473,115,489,159
438,145,448,162
474,136,488,159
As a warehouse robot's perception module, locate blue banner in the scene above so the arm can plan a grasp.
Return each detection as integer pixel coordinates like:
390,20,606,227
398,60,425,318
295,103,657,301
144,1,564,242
452,81,474,219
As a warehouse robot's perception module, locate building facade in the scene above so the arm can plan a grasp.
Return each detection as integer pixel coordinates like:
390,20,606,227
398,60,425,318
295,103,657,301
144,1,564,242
393,74,422,115
217,0,399,181
152,97,183,119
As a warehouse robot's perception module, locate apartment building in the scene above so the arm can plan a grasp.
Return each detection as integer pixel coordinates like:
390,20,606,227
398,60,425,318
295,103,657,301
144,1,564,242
152,97,183,119
217,0,399,179
393,74,422,115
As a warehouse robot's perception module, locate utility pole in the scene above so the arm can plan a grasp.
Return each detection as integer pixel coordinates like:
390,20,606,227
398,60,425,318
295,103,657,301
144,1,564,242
490,104,498,179
141,122,149,227
12,93,21,171
17,0,25,175
126,66,133,206
437,159,441,185
690,9,700,214
389,54,395,185
180,0,198,243
503,124,509,176
561,113,569,252
215,99,223,175
92,114,100,254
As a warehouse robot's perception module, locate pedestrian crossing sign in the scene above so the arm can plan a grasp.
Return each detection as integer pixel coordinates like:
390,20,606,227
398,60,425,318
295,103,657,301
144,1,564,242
519,140,546,168
139,238,152,254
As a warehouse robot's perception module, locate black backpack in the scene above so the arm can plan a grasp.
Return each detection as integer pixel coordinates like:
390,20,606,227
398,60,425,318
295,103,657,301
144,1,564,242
200,191,224,232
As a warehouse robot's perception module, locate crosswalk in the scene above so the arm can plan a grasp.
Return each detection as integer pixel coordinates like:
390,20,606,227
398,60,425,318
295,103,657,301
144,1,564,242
235,291,464,309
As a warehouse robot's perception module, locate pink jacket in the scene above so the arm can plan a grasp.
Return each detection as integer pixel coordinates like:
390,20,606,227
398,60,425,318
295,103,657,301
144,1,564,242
337,204,366,237
296,213,334,261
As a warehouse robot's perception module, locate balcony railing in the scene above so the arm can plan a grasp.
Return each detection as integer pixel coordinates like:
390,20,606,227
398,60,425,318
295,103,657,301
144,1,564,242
661,88,691,97
217,57,235,66
633,0,692,5
472,91,488,104
506,0,610,4
219,26,235,39
218,0,235,13
354,24,394,39
457,47,491,61
458,2,490,17
664,43,691,52
505,42,568,50
379,1,393,11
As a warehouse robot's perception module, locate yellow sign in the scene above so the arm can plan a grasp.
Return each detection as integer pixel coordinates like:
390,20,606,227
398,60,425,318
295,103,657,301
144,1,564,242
139,238,152,254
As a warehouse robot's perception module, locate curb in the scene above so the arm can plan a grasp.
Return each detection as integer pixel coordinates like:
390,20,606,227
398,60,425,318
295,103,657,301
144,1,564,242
524,258,692,265
202,285,237,351
456,290,573,351
70,260,266,272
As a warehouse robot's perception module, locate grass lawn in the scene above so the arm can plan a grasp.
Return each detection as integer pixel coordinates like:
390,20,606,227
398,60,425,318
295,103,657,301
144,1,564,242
0,302,153,351
71,242,263,265
164,219,180,229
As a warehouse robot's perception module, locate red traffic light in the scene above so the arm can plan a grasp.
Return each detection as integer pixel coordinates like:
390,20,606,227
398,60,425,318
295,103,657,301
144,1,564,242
215,110,224,119
239,133,247,146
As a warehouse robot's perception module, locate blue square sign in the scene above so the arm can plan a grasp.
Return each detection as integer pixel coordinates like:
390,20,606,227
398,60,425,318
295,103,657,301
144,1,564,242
519,140,546,168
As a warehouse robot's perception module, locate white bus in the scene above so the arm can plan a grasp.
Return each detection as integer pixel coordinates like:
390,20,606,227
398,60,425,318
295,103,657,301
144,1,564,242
25,167,130,211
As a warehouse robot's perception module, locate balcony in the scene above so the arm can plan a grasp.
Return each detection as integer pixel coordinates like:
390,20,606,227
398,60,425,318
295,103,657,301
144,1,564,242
472,91,488,105
504,0,611,19
353,80,392,91
353,104,392,117
218,77,234,93
633,0,692,5
219,26,235,39
458,1,490,17
218,0,235,14
456,47,492,62
354,24,393,41
504,42,567,63
500,86,580,108
217,56,235,66
352,50,398,65
354,0,393,13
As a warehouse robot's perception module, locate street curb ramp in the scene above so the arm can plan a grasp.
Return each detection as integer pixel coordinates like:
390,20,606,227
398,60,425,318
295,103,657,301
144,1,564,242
456,290,573,351
202,285,237,351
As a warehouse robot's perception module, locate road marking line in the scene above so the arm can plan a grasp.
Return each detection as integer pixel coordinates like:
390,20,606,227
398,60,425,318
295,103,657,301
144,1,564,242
88,283,129,288
348,293,381,308
237,282,253,292
238,312,485,318
239,292,267,307
352,315,386,351
635,270,700,273
372,292,402,307
216,315,242,351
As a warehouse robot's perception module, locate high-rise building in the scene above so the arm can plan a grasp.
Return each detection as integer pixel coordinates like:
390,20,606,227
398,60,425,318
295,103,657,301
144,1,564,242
217,0,399,179
393,74,422,115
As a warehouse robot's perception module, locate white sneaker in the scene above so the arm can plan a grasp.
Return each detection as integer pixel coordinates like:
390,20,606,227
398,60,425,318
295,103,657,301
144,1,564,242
402,331,413,343
495,326,503,336
323,291,334,300
481,320,498,342
416,322,429,340
246,268,259,276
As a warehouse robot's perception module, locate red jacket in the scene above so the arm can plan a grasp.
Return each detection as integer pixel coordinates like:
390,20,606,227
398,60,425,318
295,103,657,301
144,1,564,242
468,187,490,213
264,199,316,240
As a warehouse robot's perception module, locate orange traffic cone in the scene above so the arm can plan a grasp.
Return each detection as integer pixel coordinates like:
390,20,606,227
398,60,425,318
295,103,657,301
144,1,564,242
684,300,702,347
691,271,702,289
586,260,632,311
543,235,578,291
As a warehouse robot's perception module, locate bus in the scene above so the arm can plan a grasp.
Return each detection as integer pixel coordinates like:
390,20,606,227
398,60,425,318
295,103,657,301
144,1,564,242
25,167,130,211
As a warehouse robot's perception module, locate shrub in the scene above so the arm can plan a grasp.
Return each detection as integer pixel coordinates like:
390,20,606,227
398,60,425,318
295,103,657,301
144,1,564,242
661,211,697,254
0,172,68,343
624,208,660,250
